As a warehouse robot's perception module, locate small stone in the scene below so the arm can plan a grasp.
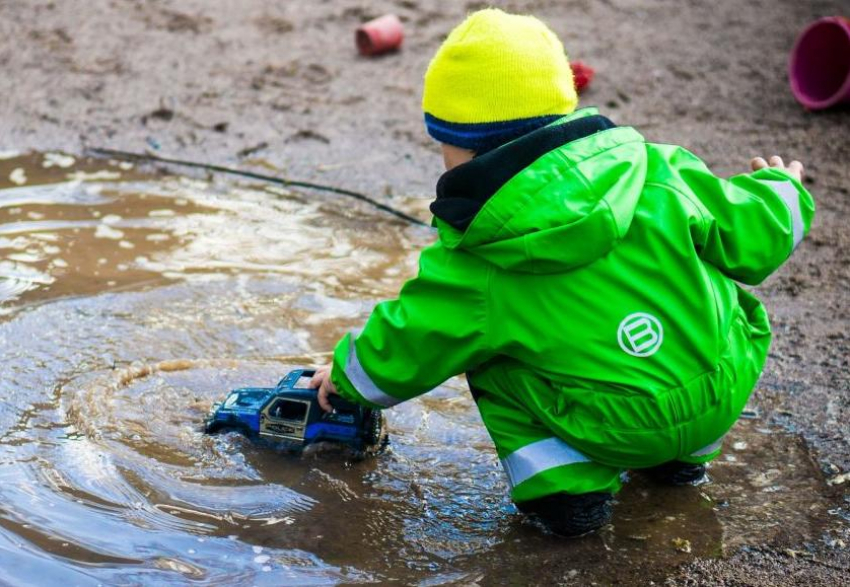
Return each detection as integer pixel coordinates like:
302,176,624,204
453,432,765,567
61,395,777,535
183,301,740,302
9,168,27,185
42,152,76,168
827,472,850,486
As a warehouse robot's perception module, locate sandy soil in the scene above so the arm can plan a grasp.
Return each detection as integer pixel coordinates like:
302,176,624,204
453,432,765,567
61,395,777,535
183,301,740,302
1,0,849,583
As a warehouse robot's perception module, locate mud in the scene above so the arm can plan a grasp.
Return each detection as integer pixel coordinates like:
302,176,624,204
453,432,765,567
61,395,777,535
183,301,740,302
1,0,850,584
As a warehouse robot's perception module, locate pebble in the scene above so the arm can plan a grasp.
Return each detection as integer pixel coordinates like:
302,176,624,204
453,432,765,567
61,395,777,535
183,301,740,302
9,168,27,185
42,153,76,168
826,472,850,486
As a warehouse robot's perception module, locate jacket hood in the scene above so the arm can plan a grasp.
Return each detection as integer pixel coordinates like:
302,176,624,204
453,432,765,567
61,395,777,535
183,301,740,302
431,108,648,273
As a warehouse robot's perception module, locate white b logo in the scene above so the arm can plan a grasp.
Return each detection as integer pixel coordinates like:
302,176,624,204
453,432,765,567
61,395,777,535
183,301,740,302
617,312,663,357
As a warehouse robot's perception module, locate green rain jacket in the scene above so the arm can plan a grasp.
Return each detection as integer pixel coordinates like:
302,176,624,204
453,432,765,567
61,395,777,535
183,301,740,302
330,108,815,468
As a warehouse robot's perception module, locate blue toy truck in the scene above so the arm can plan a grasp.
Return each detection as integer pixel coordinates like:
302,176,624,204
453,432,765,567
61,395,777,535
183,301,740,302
204,369,385,454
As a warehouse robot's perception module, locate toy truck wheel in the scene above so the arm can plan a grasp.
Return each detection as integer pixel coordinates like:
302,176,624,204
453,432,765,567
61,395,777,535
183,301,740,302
364,410,387,451
204,420,254,438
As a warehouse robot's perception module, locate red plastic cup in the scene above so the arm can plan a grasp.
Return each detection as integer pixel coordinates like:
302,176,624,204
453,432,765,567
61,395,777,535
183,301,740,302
789,16,850,110
356,14,404,56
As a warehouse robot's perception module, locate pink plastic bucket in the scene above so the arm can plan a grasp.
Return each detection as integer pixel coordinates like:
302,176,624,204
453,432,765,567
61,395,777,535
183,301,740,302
789,16,850,110
356,14,404,56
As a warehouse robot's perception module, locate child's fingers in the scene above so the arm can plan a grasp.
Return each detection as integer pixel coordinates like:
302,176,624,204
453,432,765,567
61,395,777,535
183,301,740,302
788,160,804,179
309,365,329,388
751,155,804,181
751,157,768,171
309,372,322,389
317,385,334,412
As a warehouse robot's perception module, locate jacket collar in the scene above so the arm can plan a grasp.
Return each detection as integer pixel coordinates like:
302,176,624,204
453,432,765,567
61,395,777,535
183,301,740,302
431,110,617,231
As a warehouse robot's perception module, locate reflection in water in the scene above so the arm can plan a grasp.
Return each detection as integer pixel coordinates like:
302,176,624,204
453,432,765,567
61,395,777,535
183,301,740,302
0,154,834,584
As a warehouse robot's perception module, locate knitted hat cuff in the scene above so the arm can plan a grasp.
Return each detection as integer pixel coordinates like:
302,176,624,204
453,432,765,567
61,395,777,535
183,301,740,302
424,113,563,153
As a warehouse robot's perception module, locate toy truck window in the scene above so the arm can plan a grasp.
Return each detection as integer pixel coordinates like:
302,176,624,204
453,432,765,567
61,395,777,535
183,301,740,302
294,376,313,389
237,393,261,406
270,399,308,422
224,392,262,409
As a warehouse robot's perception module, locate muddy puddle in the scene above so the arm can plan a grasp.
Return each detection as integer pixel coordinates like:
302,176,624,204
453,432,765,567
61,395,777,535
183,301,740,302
0,153,837,585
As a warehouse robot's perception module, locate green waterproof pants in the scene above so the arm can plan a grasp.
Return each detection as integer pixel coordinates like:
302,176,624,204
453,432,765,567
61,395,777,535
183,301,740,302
469,297,770,504
472,380,728,503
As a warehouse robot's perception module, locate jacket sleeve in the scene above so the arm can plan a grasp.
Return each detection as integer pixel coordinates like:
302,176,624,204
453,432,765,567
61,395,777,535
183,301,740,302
329,244,493,408
675,149,815,285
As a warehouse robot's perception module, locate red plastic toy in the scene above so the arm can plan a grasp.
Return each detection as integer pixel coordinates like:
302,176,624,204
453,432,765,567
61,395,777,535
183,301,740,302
571,61,595,93
356,14,404,56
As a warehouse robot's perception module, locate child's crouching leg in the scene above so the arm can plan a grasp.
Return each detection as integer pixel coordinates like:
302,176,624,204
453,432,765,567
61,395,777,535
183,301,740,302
516,491,613,537
507,460,621,537
471,384,622,537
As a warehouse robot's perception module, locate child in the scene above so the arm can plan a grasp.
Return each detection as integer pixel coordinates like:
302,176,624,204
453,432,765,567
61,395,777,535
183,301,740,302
310,9,814,536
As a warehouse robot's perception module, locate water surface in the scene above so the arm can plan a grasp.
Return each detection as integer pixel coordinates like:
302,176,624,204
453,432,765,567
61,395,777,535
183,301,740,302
0,153,833,585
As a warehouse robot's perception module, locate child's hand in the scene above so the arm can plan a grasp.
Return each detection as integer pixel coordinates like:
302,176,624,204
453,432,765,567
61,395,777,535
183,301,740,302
751,155,804,182
309,365,339,413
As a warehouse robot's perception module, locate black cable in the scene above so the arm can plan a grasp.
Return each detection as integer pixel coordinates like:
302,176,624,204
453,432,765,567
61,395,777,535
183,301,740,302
86,147,428,227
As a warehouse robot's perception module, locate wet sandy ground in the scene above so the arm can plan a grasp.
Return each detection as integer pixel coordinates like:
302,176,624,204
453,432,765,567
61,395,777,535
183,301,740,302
2,0,850,584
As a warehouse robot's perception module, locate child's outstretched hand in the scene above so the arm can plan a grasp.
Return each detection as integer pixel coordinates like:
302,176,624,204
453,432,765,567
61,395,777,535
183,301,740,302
751,155,804,182
310,365,339,413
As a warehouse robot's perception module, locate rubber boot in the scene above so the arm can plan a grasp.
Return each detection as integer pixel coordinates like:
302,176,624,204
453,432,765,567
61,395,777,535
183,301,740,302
645,461,707,486
517,492,613,537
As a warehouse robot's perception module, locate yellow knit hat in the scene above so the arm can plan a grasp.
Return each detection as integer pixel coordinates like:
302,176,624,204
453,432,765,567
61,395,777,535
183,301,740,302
422,9,577,150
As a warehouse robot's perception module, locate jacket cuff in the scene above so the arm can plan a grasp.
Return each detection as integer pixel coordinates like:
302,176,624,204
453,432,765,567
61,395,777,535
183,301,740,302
330,333,403,410
749,168,811,252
